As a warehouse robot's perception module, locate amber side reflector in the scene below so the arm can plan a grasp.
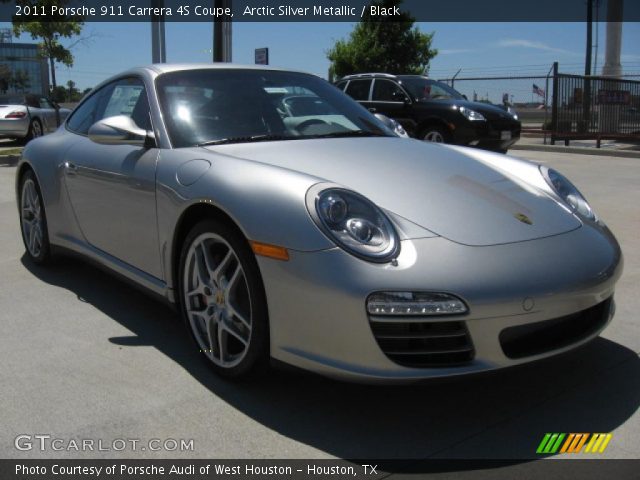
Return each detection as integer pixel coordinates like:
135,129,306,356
250,241,290,261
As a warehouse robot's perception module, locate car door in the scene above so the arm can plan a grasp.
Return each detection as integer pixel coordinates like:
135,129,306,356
62,77,162,279
370,79,415,132
344,78,373,110
37,97,58,132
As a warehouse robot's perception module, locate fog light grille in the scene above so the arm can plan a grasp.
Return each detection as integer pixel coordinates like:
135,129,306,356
370,320,475,368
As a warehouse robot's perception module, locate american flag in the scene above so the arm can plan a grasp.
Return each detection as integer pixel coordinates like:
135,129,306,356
533,84,545,98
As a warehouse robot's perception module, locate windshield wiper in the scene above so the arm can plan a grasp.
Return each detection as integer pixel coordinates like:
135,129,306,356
197,134,291,146
306,130,389,139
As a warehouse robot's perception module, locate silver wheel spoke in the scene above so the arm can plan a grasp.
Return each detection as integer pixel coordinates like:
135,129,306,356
225,265,242,295
217,323,227,364
206,315,217,358
212,250,233,285
222,316,249,346
195,245,212,287
228,303,250,329
29,226,36,252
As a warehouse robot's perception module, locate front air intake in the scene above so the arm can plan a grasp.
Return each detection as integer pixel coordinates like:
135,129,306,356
370,319,475,368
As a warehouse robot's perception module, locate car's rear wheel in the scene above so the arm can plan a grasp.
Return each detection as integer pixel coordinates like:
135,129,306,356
420,125,450,143
23,119,43,144
179,219,269,378
19,170,51,264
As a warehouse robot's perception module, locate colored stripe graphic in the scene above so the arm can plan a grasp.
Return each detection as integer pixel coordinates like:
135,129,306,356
539,433,613,454
536,433,565,454
560,433,589,453
585,433,613,453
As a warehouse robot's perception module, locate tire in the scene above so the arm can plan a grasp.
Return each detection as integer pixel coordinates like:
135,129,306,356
19,170,51,265
178,219,269,378
22,118,43,144
419,125,450,144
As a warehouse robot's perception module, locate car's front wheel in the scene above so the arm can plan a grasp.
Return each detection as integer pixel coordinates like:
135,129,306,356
179,219,269,378
19,170,51,264
420,125,450,143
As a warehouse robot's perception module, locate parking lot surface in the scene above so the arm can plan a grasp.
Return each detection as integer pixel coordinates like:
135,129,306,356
1,149,638,463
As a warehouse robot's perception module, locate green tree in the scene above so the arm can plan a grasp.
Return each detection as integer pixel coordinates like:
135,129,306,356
50,85,67,103
327,0,437,79
66,79,78,101
12,0,85,92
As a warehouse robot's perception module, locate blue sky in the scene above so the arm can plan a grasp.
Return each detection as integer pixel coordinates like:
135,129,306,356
2,21,639,102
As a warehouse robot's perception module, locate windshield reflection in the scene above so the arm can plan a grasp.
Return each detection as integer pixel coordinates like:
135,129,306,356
156,69,392,148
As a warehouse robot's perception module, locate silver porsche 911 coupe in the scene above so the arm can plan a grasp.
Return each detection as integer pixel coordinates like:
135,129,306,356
16,64,622,382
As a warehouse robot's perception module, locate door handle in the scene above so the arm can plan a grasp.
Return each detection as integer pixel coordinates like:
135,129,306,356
64,161,78,176
368,107,377,113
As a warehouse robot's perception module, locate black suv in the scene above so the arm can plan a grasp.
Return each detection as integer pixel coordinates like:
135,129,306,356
336,73,521,153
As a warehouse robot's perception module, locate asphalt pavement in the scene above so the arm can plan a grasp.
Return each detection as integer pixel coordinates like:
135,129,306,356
0,149,638,466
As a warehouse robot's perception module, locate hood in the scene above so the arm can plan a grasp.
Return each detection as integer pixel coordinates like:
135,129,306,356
449,99,518,122
206,138,580,246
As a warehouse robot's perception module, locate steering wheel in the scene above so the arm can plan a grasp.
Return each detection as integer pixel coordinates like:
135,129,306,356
296,119,328,132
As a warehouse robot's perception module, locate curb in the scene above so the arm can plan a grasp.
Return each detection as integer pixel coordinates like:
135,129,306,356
510,143,640,159
0,155,20,166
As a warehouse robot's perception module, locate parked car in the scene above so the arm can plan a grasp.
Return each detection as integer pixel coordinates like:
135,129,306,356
16,65,621,382
336,73,521,153
0,93,71,143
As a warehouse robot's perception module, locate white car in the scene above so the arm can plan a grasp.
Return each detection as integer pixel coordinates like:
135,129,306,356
0,94,71,143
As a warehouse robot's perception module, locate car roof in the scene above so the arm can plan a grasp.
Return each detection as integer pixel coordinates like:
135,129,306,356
339,73,431,81
137,63,310,76
87,63,318,96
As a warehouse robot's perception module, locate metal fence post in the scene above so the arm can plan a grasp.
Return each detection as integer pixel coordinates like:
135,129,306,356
551,62,559,145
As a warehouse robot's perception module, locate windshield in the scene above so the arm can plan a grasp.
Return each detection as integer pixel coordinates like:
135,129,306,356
400,78,464,102
155,69,392,147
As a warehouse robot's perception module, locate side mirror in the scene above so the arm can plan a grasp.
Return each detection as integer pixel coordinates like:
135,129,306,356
462,94,468,101
88,115,154,147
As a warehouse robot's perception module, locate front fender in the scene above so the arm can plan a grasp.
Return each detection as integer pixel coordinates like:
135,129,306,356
156,148,336,289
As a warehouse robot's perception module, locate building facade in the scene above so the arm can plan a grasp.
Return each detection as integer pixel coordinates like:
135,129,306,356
0,34,49,96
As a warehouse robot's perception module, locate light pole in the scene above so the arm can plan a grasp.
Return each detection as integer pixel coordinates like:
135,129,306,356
213,0,232,62
151,0,166,63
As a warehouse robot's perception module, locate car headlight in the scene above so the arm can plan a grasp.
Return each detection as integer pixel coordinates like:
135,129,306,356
507,106,519,120
307,186,400,262
389,118,409,138
459,106,486,121
540,166,595,220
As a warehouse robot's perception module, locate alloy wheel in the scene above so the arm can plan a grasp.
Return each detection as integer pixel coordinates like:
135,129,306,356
183,233,253,368
423,130,445,142
21,178,44,258
31,121,42,138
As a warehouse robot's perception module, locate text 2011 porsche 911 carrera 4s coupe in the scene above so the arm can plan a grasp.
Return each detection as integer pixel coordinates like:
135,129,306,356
16,64,622,382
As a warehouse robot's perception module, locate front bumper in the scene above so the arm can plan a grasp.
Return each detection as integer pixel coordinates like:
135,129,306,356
257,222,622,383
454,120,521,152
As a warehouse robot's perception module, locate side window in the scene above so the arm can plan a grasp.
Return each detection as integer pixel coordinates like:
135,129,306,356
345,79,372,101
373,80,407,102
102,79,152,130
67,78,151,135
66,91,103,135
335,81,347,91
